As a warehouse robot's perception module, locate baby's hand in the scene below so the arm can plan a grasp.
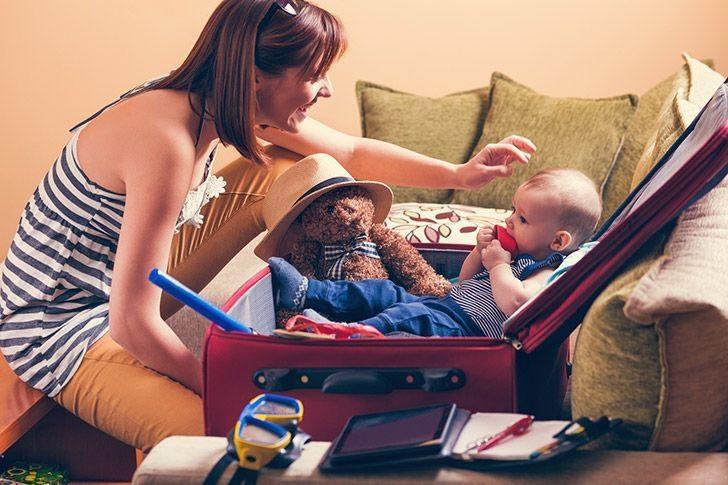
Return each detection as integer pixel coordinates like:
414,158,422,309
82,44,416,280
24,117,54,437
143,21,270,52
475,223,496,251
481,240,511,270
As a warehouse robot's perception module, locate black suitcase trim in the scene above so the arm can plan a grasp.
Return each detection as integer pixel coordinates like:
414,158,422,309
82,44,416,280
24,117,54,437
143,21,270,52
253,367,467,394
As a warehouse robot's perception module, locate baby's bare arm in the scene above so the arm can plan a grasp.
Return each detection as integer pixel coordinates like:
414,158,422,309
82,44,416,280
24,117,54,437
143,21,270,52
459,225,496,281
459,248,485,281
489,266,553,317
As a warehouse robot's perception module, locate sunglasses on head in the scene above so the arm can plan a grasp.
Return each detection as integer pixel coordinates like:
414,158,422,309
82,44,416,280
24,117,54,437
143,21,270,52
272,0,297,16
258,0,298,33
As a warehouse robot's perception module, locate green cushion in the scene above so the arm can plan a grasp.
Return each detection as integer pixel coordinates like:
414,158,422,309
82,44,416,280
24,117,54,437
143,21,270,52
572,56,725,451
356,81,489,204
571,228,670,450
452,72,638,210
602,59,715,224
630,56,724,190
626,177,728,452
598,71,685,226
573,193,728,452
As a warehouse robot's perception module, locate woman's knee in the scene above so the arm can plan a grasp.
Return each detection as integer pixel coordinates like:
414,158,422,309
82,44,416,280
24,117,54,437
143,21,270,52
55,375,204,453
53,335,204,452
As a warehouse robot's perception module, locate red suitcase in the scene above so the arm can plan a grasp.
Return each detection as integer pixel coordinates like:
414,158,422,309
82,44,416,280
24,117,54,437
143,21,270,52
203,82,728,440
203,246,568,440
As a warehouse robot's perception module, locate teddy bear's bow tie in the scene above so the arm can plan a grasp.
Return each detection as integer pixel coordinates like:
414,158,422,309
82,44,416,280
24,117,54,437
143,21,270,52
323,235,381,279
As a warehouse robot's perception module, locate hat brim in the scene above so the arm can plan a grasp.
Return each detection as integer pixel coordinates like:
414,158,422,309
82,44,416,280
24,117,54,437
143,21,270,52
254,181,393,260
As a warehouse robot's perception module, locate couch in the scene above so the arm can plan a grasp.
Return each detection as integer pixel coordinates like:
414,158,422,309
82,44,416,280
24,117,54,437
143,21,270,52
167,53,727,455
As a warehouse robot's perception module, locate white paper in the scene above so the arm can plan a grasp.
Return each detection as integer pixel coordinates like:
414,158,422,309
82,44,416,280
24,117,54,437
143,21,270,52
453,413,569,461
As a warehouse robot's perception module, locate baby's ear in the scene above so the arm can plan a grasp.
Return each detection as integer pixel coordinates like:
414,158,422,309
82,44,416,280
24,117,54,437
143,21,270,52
550,230,573,252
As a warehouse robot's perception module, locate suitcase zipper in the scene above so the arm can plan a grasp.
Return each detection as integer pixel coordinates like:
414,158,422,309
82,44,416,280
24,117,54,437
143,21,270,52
507,338,523,350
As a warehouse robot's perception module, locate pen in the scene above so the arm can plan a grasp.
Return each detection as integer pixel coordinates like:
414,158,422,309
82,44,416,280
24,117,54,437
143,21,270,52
476,415,534,452
149,268,253,333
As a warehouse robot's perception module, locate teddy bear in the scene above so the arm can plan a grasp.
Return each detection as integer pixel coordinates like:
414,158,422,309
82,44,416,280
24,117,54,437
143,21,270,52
275,186,452,325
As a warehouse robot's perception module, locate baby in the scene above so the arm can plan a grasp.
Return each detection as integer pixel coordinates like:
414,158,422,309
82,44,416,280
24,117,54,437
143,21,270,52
269,169,602,338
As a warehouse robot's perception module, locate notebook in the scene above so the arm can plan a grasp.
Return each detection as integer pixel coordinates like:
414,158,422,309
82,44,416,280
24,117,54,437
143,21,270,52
453,413,569,461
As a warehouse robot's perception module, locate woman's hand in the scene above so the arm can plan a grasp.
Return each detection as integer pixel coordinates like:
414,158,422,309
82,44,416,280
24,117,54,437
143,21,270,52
456,135,536,189
482,240,512,271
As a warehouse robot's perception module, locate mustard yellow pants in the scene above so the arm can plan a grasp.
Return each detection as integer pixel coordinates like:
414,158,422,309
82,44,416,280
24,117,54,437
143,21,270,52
52,146,300,452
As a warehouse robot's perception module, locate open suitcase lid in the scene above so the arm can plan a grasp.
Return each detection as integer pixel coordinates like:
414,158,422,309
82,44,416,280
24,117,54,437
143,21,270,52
503,80,728,354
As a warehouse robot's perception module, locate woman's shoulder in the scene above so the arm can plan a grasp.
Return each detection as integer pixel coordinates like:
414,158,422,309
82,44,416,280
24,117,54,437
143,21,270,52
94,88,197,142
77,89,199,191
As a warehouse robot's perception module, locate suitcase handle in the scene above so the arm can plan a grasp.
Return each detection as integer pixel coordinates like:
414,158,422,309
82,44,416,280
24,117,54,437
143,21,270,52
252,368,466,394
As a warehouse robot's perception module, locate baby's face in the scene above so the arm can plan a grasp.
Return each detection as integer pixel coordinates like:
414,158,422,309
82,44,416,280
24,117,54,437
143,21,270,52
505,186,563,259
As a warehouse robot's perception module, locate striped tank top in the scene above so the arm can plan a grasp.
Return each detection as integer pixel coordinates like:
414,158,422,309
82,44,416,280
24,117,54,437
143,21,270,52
0,81,225,396
449,252,565,338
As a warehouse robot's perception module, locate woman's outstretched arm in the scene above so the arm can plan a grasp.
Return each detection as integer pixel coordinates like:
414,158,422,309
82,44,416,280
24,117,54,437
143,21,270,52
258,117,535,189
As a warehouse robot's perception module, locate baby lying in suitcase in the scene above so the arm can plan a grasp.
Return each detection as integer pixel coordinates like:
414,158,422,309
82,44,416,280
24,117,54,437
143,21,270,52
270,168,602,338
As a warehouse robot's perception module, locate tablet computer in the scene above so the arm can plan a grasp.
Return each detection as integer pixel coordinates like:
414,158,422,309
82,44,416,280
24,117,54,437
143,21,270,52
327,403,459,466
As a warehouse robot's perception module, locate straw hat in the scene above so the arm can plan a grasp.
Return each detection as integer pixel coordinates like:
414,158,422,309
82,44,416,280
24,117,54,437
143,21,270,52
254,153,393,260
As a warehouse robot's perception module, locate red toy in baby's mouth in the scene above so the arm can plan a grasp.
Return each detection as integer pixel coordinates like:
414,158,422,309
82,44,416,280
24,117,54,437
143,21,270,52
494,225,519,257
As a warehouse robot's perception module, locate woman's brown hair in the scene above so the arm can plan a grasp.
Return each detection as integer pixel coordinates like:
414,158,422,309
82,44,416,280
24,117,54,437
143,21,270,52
153,0,347,165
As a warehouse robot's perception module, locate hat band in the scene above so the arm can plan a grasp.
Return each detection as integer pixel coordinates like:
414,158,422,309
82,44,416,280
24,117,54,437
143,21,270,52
295,176,354,203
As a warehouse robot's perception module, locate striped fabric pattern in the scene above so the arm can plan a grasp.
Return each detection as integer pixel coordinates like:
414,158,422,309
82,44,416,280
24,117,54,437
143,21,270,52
449,253,564,338
0,98,216,397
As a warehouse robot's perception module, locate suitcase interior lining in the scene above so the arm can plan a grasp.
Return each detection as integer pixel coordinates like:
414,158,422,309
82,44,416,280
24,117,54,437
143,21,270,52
224,248,471,336
417,248,469,281
226,272,277,335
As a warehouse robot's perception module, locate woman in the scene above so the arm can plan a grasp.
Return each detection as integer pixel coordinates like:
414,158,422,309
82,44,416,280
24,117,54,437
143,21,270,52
0,0,534,451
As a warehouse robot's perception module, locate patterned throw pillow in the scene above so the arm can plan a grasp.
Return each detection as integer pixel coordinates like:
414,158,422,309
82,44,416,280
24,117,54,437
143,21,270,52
452,72,638,210
357,81,490,204
384,203,510,246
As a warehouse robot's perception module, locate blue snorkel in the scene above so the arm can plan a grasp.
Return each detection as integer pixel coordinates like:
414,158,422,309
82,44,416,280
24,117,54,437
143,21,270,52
148,268,253,333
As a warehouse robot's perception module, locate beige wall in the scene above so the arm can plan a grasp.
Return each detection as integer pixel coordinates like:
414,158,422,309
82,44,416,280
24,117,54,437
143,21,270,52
1,0,726,257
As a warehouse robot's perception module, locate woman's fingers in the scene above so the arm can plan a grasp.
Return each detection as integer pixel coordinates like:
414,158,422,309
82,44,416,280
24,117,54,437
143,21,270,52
487,143,530,165
461,137,533,187
500,135,537,154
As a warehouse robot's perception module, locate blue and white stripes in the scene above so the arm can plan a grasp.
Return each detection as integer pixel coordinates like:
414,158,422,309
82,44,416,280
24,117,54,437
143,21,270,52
449,253,564,338
0,92,217,397
0,128,123,396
